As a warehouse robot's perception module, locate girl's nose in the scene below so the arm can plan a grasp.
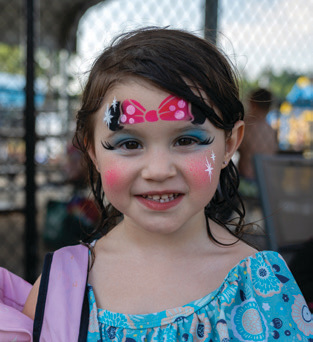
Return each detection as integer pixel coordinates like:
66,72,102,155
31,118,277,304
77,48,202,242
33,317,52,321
141,149,177,182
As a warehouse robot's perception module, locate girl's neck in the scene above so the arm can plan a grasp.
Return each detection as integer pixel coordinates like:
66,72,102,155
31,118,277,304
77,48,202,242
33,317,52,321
107,214,211,257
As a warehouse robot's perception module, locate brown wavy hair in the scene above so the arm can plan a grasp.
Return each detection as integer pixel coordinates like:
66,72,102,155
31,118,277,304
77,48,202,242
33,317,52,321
74,27,246,245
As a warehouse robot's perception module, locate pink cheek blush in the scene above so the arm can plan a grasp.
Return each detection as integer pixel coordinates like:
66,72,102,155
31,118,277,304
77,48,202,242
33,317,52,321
185,150,218,187
101,166,131,208
185,157,213,188
103,168,124,192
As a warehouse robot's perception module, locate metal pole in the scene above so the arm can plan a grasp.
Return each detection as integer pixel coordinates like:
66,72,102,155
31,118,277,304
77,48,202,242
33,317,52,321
25,0,38,283
205,0,219,44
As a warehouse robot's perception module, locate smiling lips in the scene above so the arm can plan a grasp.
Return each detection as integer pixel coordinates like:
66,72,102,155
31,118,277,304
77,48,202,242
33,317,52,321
141,193,179,203
136,193,183,211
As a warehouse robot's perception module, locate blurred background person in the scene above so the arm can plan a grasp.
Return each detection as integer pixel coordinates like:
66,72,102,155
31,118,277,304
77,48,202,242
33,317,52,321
238,88,278,182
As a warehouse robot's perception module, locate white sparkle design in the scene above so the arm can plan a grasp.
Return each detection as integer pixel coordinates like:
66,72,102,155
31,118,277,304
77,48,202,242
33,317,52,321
103,104,113,126
112,96,118,111
211,150,216,163
205,157,214,181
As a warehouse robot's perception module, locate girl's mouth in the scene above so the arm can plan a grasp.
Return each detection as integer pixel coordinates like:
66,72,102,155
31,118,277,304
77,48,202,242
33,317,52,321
136,193,183,211
141,193,180,203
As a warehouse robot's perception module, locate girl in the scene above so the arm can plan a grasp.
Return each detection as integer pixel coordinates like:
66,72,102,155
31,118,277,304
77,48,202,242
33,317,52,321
23,27,313,341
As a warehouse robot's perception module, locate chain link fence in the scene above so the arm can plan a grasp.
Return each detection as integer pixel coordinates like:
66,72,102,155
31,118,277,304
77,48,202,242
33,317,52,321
0,0,312,280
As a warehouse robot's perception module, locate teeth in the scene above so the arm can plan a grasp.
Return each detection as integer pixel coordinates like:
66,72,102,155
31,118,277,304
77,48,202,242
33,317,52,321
142,193,178,202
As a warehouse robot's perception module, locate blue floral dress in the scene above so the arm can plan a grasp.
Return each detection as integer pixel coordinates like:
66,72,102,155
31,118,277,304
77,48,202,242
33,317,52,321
87,251,313,341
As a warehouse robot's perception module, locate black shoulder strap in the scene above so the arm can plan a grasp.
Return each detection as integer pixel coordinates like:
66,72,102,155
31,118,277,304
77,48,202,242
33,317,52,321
33,252,54,342
78,282,90,341
33,247,90,341
33,250,90,341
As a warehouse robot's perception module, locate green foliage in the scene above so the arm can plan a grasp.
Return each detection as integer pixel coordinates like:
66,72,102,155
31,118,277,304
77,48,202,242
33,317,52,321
0,43,24,74
0,43,49,76
239,68,301,104
261,69,300,102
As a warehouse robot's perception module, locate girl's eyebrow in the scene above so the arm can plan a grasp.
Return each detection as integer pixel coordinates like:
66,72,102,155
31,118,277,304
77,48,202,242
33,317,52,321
106,128,143,139
175,126,210,134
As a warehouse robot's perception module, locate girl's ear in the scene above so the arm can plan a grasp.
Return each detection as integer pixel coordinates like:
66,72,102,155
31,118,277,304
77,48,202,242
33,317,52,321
223,120,245,167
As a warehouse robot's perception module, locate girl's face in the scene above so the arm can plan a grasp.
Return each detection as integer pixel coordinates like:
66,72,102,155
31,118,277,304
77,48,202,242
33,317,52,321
90,79,243,235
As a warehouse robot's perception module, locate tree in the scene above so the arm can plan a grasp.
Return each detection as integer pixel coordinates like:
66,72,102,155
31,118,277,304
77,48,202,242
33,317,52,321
0,43,24,74
259,68,300,103
239,67,302,105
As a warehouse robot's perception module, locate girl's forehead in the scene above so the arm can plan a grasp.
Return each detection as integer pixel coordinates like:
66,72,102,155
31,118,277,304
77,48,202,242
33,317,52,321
105,80,170,107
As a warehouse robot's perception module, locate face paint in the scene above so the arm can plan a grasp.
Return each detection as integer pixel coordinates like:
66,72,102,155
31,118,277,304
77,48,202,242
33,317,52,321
185,150,217,189
103,104,113,126
204,150,217,182
103,97,117,126
103,95,206,131
205,157,214,181
121,95,194,124
104,169,121,189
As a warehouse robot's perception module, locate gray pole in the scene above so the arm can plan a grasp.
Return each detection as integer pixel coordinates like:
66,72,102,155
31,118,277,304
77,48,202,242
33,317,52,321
205,0,219,44
25,0,38,283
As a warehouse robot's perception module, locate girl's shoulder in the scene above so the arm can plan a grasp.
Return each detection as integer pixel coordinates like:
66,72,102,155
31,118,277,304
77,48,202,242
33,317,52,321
208,233,290,293
229,249,288,276
221,249,296,301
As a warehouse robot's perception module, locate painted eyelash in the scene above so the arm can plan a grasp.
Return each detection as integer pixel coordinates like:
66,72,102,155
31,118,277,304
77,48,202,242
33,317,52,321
198,137,215,145
101,141,115,150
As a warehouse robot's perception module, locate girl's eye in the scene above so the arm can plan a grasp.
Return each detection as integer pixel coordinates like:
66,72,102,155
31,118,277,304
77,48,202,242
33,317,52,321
101,139,142,151
175,137,197,146
174,136,214,147
121,140,141,150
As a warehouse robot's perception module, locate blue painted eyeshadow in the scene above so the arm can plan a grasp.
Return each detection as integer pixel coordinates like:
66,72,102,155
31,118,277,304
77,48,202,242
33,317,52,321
109,128,210,146
182,129,209,141
110,134,137,146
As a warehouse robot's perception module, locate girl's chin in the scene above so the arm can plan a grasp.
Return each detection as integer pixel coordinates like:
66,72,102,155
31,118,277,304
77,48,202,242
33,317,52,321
121,216,184,236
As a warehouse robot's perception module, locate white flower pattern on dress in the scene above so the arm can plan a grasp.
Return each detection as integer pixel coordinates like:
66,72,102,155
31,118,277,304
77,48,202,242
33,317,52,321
291,294,313,336
247,253,282,297
231,298,268,341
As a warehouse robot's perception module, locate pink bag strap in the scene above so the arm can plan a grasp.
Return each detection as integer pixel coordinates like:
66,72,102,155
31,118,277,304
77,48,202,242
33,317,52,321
33,244,89,341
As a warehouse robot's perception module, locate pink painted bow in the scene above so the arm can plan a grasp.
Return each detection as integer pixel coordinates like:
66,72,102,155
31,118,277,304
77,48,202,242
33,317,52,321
120,95,194,124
